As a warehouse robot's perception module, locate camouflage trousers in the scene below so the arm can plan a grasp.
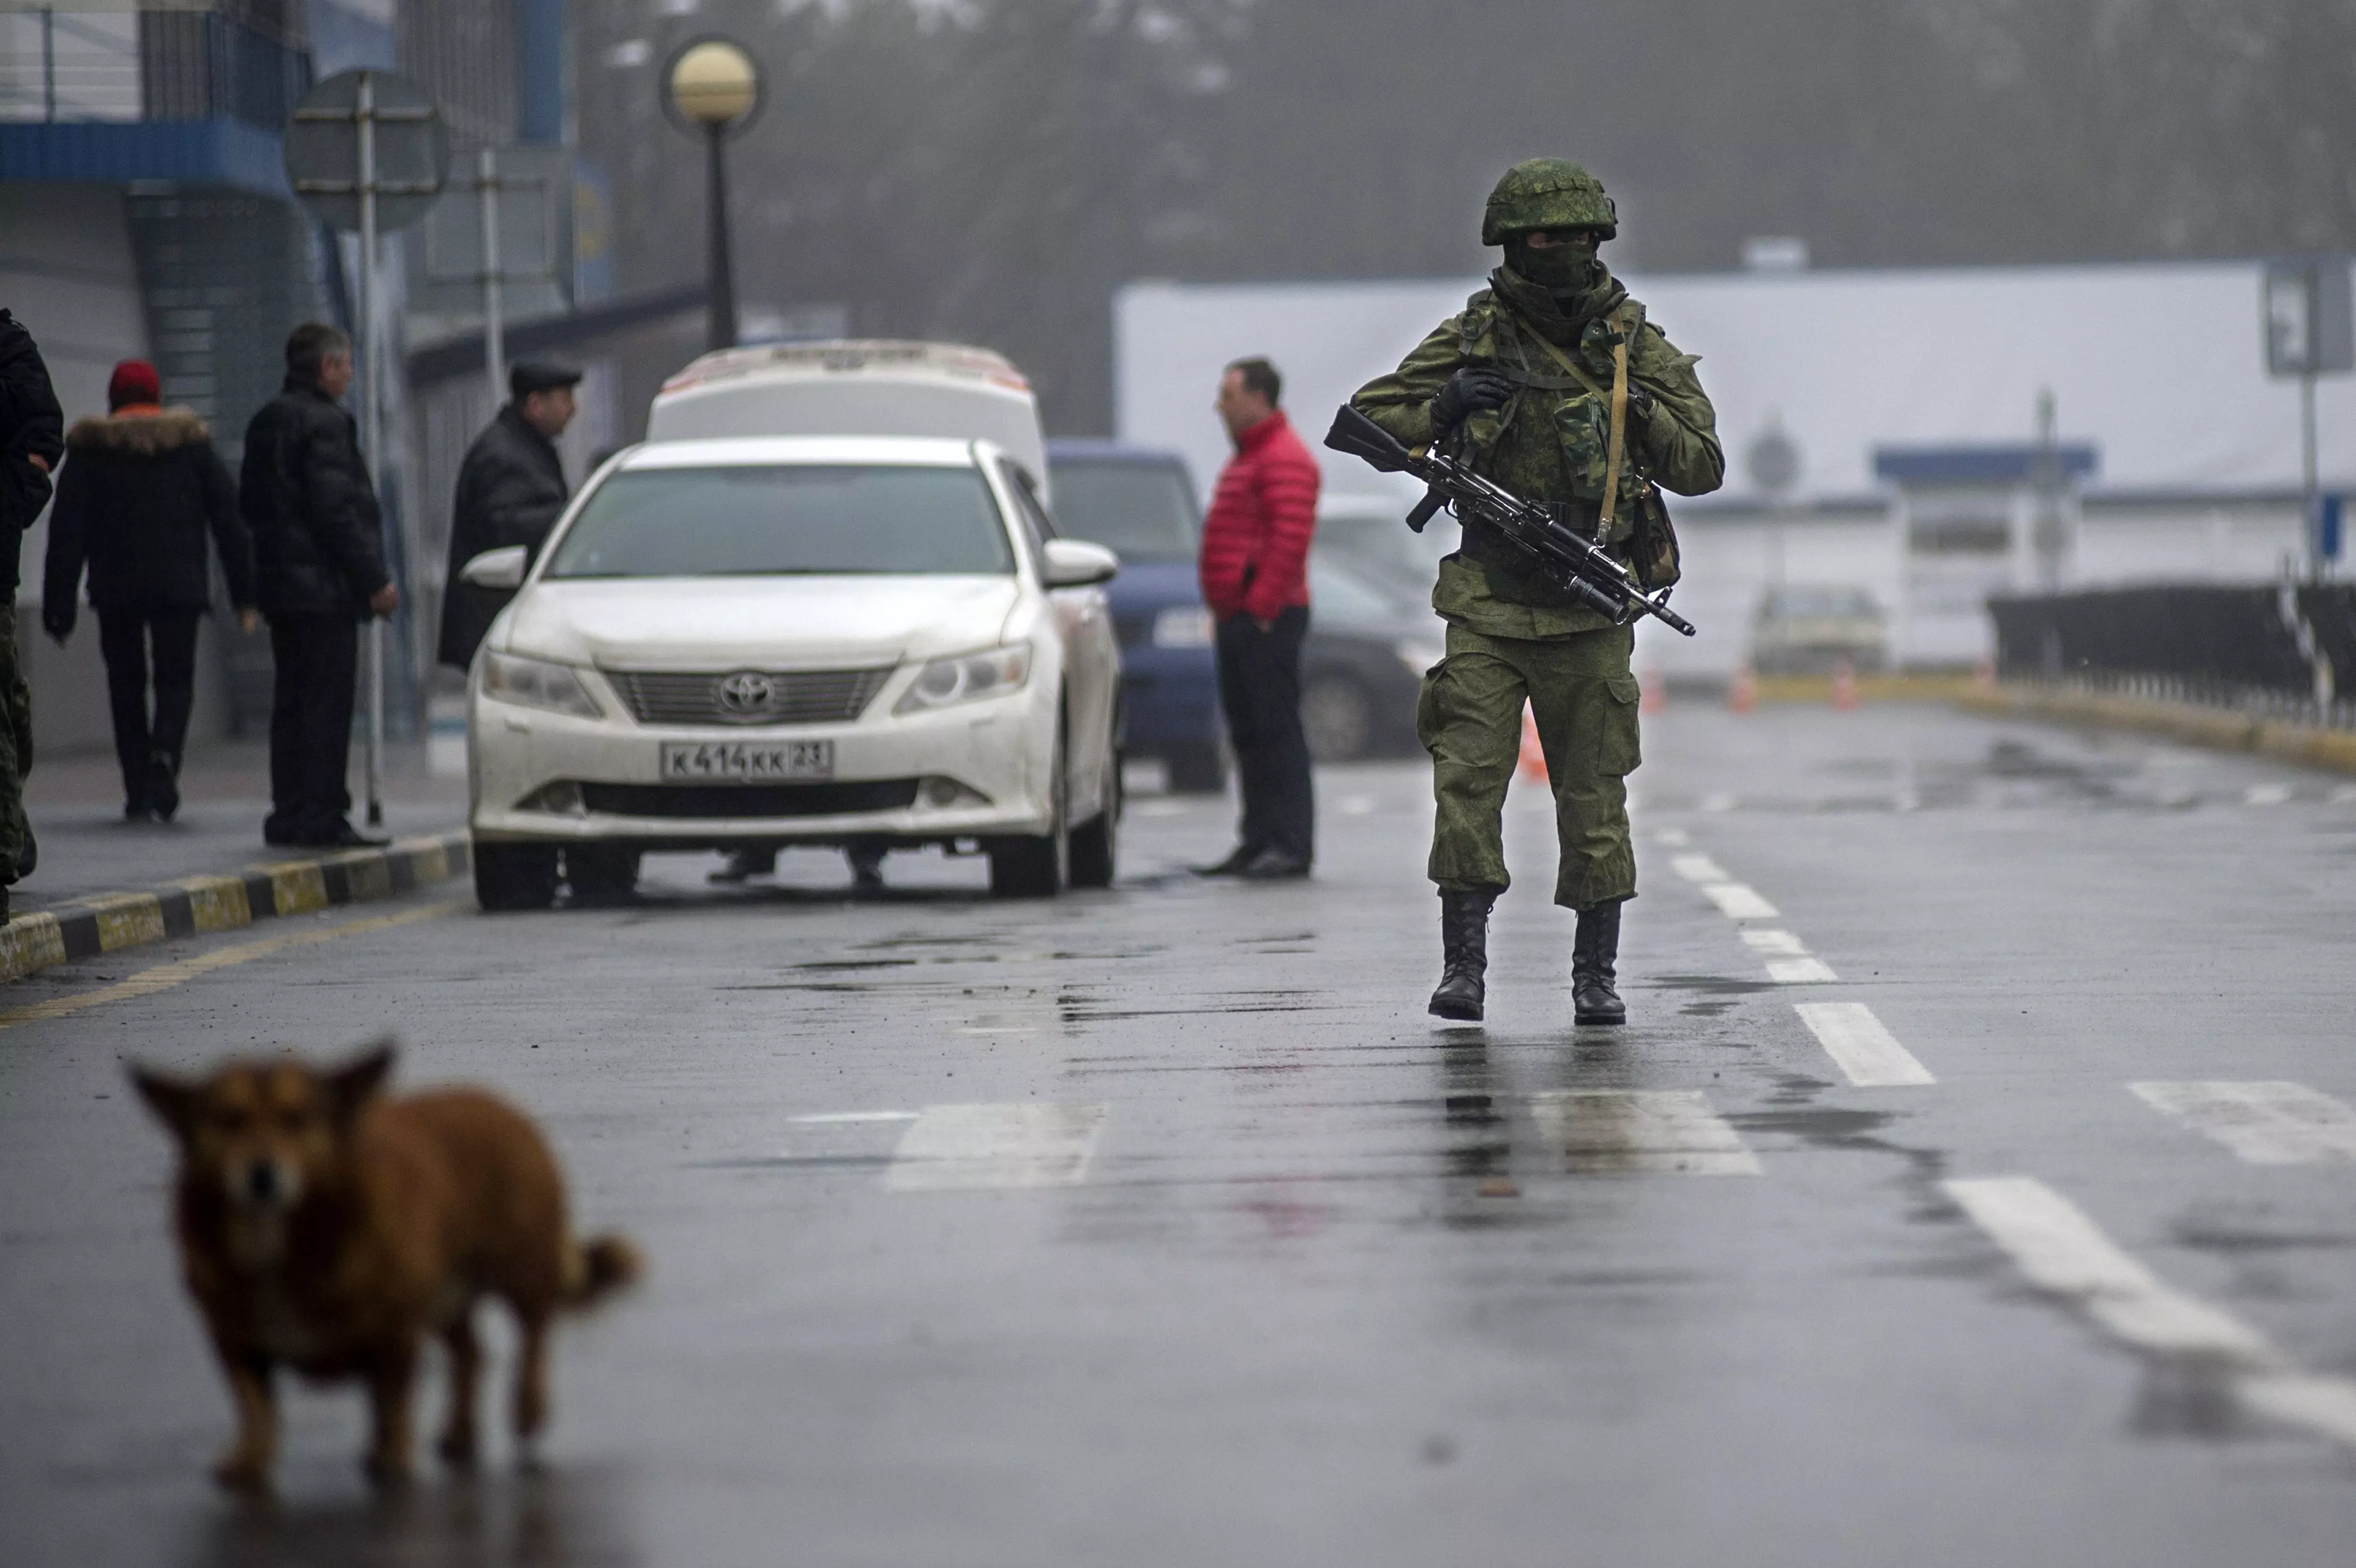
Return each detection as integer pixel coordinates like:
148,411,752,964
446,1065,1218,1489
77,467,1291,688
0,605,31,884
1416,620,1639,909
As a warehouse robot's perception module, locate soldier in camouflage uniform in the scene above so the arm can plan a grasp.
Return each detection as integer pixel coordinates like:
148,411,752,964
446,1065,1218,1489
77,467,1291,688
1350,160,1722,1025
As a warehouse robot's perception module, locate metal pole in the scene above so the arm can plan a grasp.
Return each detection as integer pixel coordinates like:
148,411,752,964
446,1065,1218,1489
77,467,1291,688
40,7,54,122
2301,370,2319,577
707,121,736,351
358,71,385,828
479,143,505,406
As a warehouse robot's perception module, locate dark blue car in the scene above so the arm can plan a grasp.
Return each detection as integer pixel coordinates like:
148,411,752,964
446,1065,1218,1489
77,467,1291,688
1046,441,1227,792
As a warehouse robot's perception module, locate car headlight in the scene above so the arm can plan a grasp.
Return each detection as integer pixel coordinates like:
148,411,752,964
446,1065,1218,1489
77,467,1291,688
481,651,604,719
1151,606,1216,648
1394,638,1445,675
894,644,1034,715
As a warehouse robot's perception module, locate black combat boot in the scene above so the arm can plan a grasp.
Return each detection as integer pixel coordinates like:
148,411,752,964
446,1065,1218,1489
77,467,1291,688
1572,898,1627,1025
1428,887,1499,1021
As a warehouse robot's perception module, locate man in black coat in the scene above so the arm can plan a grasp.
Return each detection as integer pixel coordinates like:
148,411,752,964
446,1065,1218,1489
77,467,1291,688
0,308,64,919
437,359,580,670
44,358,257,822
241,323,399,849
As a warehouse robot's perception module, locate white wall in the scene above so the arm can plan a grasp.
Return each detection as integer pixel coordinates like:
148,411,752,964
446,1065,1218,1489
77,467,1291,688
1116,263,2356,513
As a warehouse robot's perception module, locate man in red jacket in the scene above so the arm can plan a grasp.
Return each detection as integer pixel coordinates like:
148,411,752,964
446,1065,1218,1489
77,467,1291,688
1195,357,1320,880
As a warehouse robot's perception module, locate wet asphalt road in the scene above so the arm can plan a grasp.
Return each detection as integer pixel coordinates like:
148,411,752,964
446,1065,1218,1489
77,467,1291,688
6,701,2356,1567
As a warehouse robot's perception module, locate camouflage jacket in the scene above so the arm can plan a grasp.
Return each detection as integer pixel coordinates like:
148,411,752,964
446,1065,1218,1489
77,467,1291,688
1351,264,1722,638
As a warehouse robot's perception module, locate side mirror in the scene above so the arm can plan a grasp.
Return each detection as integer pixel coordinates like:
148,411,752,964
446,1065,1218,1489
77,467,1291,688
459,545,528,591
1043,539,1119,588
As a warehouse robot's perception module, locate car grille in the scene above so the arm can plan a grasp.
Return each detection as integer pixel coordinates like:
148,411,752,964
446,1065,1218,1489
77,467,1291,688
579,779,922,819
604,666,893,726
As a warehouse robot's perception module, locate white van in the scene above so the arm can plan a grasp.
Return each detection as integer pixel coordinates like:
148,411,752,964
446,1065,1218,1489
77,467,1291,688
647,339,1051,494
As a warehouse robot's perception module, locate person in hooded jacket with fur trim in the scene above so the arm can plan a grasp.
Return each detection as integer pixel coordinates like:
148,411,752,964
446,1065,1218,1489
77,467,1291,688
43,359,256,821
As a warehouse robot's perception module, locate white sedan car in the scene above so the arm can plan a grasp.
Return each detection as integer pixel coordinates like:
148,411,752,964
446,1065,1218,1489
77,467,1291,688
462,435,1122,907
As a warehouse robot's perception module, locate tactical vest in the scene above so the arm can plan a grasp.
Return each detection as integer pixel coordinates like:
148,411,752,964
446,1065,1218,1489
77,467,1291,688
1446,289,1662,611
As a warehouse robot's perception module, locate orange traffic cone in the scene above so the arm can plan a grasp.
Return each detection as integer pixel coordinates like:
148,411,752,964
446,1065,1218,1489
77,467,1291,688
1518,700,1548,783
1831,659,1859,711
1729,665,1758,714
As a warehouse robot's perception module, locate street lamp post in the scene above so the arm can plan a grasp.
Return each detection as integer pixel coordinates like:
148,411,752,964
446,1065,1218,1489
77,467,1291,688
664,38,762,353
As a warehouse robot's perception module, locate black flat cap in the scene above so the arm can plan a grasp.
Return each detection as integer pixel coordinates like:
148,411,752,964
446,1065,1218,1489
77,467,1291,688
510,358,584,398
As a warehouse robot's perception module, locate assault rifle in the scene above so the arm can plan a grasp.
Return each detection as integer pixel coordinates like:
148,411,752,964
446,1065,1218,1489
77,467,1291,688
1323,403,1697,637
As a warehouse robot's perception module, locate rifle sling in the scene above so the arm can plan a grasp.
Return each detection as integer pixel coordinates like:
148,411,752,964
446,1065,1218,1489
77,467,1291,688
1523,328,1630,531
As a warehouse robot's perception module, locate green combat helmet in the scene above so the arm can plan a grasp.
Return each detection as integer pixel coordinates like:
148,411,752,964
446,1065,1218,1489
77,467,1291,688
1481,159,1618,245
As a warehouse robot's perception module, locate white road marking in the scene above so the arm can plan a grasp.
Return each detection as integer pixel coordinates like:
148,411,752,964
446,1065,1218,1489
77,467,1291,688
2129,1081,2356,1165
1741,928,1808,955
1671,853,1730,883
1794,1002,1935,1087
1527,1091,1761,1175
1654,828,1692,846
1945,1175,2356,1448
2329,784,2356,805
885,1103,1107,1191
1132,800,1188,818
1701,882,1779,920
1765,957,1840,984
792,1111,921,1125
1339,795,1377,816
1700,792,1737,813
2244,783,2292,807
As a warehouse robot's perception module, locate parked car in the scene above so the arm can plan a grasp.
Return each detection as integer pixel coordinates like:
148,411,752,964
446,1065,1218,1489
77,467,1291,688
464,341,1123,908
1315,493,1456,604
1301,550,1447,762
1046,439,1226,793
1750,583,1889,673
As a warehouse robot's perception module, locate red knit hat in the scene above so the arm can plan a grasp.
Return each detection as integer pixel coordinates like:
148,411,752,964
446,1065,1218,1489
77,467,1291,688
108,359,161,410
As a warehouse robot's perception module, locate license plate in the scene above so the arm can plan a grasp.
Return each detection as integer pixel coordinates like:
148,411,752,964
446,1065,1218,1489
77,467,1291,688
660,740,834,781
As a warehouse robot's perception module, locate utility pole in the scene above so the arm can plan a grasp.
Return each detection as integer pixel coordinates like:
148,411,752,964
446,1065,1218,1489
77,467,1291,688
479,143,506,404
355,69,385,827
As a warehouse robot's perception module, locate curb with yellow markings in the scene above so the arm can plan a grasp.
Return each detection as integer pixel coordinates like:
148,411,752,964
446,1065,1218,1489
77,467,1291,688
0,831,472,986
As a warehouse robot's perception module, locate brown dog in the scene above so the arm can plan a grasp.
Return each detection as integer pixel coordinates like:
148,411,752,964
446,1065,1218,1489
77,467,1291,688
130,1040,638,1490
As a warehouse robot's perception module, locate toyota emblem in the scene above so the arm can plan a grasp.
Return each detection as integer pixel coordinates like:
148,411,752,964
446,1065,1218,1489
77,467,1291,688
716,671,776,714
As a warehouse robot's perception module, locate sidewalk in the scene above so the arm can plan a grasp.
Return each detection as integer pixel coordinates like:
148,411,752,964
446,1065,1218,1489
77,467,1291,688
2,739,473,986
1955,684,2356,776
20,738,465,913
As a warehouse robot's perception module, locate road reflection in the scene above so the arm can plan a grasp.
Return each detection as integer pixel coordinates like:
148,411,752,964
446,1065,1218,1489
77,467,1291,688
183,1463,637,1568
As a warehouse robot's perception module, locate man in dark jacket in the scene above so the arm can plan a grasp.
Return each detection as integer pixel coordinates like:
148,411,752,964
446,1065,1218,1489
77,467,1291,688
241,323,398,849
44,359,257,821
0,309,65,919
437,358,580,669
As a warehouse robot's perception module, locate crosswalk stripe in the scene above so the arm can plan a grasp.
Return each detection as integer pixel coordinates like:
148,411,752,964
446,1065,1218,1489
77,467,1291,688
884,1103,1107,1191
1671,853,1730,883
1700,882,1778,919
1944,1175,2356,1447
1740,928,1808,955
1794,1002,1935,1086
1765,957,1839,984
2128,1081,2356,1165
1527,1090,1761,1175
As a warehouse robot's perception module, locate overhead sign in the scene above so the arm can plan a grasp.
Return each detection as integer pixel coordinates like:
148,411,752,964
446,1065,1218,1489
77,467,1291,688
284,68,448,235
2262,257,2354,378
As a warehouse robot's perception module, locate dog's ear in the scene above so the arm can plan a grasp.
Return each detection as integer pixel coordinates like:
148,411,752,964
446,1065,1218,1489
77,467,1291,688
325,1038,397,1125
129,1064,201,1140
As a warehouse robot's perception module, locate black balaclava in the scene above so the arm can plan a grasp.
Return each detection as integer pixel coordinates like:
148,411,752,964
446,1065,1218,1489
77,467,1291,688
1504,233,1601,295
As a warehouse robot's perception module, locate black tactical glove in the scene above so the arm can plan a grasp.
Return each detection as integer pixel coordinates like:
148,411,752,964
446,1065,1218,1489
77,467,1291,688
1624,382,1657,422
1430,367,1515,430
41,607,72,644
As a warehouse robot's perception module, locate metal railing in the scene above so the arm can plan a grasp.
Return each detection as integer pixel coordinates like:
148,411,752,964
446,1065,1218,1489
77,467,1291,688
1989,583,2356,731
0,7,307,128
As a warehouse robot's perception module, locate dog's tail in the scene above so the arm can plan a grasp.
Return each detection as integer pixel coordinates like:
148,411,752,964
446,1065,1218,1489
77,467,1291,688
562,1233,642,1311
